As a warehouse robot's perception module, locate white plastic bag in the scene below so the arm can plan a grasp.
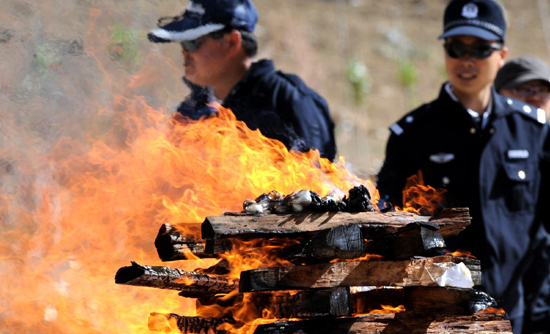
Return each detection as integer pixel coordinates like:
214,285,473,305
435,262,474,288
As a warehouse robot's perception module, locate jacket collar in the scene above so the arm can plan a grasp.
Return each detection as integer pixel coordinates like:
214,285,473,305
438,82,505,122
225,59,274,100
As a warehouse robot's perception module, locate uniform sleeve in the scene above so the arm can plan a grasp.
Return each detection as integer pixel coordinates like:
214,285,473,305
288,92,336,161
540,125,550,233
272,72,336,161
176,78,217,120
376,131,410,208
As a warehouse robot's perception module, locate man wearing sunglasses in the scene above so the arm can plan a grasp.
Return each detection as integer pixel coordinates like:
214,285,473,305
148,0,336,161
495,55,550,334
376,1,549,332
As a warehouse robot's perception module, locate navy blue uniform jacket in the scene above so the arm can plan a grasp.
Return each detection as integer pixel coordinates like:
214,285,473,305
178,59,336,161
377,83,549,323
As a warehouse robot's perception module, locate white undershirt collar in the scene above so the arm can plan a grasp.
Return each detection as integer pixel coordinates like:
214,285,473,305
445,82,492,129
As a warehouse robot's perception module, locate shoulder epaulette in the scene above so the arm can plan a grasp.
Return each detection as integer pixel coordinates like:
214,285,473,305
389,103,434,136
502,97,547,125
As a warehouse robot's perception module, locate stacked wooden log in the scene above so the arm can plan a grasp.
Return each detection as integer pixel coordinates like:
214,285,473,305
115,208,512,334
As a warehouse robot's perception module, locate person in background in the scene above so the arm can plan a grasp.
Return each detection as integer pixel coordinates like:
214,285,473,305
495,55,550,334
495,55,550,117
376,1,549,332
147,0,337,161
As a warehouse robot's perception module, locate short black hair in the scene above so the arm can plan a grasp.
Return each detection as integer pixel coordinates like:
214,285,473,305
239,30,258,57
215,27,257,57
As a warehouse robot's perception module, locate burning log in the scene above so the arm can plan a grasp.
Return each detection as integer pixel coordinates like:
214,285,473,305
249,287,352,318
154,223,219,261
367,222,446,260
115,261,238,298
155,209,466,262
247,287,494,319
353,287,495,316
159,221,446,263
202,208,470,242
302,224,365,260
148,312,235,334
253,313,512,334
402,287,496,315
239,256,480,292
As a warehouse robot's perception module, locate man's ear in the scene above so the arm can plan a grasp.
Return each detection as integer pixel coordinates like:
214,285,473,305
224,30,242,55
498,46,508,68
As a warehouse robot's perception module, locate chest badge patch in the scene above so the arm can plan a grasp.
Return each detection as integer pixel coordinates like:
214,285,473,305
429,153,455,164
507,149,529,160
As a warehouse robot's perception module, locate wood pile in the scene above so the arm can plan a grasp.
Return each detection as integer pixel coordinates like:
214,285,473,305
115,207,512,334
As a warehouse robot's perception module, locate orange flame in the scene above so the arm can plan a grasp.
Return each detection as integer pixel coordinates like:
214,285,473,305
478,307,506,314
221,238,302,280
446,249,477,259
399,171,447,215
0,93,370,334
330,253,384,263
355,304,406,316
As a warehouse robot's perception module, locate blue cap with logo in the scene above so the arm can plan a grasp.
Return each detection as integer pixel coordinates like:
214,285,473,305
438,0,506,42
148,0,258,43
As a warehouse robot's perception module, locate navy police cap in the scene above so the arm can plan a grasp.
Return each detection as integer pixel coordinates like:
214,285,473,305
439,0,506,42
148,0,258,43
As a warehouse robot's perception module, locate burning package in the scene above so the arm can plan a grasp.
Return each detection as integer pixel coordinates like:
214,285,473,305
243,185,375,214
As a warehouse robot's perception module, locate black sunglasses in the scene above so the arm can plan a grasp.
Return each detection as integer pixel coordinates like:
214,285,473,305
180,29,231,52
443,42,503,59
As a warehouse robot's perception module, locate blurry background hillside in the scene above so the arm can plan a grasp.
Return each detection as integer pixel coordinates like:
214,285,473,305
1,0,549,180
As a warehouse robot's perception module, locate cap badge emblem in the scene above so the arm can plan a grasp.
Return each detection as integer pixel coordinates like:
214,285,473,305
461,3,479,19
186,1,206,15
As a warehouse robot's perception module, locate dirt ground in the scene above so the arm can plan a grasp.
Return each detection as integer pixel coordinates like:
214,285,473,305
1,0,549,179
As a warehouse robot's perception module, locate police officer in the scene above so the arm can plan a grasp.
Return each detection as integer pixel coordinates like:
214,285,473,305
376,1,549,332
148,0,337,161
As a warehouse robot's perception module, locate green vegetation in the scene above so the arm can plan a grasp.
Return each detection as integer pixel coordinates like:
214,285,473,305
396,58,418,89
108,24,144,69
397,58,419,107
33,44,61,70
346,59,372,107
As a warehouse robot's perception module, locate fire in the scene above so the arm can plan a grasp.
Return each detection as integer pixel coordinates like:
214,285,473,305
478,307,505,314
446,249,477,259
330,253,383,263
399,171,447,215
0,89,368,333
354,304,406,316
220,238,302,280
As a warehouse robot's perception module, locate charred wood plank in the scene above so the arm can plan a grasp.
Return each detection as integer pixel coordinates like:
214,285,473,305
353,287,495,316
155,224,212,262
202,208,470,241
403,287,496,315
115,261,238,298
302,224,364,261
148,313,235,334
253,313,512,334
351,287,405,315
155,223,219,261
239,256,480,292
368,222,446,260
246,286,494,320
249,287,352,318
